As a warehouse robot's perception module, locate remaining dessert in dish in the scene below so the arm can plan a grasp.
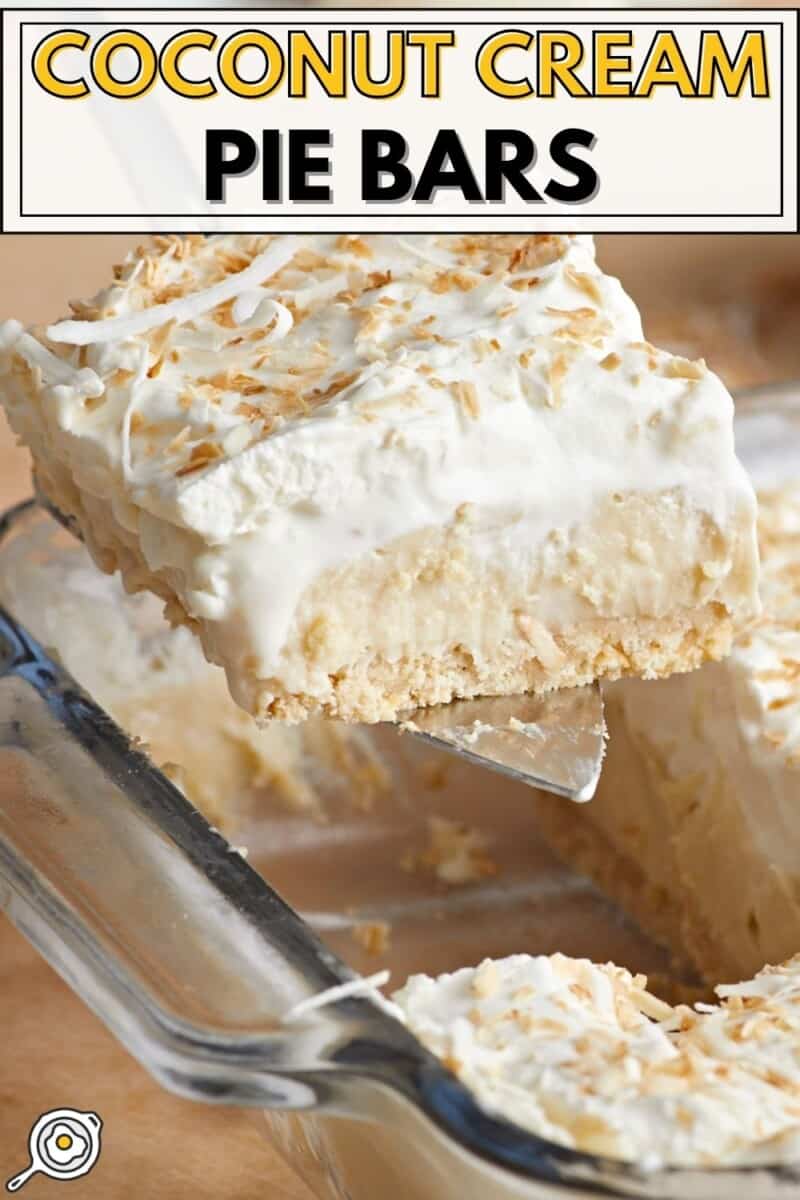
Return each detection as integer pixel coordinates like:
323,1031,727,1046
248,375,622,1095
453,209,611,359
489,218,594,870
0,234,759,723
395,951,800,1167
534,481,800,987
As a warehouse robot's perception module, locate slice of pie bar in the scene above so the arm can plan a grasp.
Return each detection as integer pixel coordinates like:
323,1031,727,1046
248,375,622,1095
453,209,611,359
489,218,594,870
0,234,760,722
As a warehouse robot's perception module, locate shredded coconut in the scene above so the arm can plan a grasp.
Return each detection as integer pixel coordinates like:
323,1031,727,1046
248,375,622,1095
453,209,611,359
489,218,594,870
283,970,392,1023
47,237,299,346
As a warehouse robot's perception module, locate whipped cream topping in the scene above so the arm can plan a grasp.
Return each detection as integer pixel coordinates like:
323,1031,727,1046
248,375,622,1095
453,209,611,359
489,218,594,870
0,234,759,703
395,952,800,1167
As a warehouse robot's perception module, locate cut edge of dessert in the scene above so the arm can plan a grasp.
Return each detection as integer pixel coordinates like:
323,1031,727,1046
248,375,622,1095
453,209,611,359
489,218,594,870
0,233,760,724
393,950,800,1169
532,479,800,989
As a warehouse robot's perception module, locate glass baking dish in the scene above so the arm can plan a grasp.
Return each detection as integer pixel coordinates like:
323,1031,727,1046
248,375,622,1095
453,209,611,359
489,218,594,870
0,385,798,1200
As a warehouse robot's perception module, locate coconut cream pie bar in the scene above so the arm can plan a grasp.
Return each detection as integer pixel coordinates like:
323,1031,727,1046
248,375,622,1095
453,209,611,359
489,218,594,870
0,234,759,722
534,482,800,986
395,952,800,1167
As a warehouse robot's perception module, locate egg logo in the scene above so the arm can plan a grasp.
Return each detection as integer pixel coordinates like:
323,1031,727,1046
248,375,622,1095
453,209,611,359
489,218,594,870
6,1109,102,1192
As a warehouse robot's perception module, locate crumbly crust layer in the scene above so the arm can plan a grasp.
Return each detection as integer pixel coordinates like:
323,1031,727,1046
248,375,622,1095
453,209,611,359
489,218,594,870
253,609,734,722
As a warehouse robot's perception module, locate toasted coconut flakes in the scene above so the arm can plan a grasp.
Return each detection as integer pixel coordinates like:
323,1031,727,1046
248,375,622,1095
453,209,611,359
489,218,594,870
357,310,384,339
47,237,298,346
235,401,263,421
403,816,497,886
166,425,192,454
565,266,604,305
510,275,540,292
175,440,224,476
215,249,254,274
366,270,392,290
108,368,135,387
664,357,707,381
518,349,535,368
547,355,570,408
547,306,597,321
229,373,267,396
600,352,622,371
431,270,479,294
309,371,359,406
213,300,238,329
339,235,373,259
452,380,480,419
508,235,568,273
353,921,392,956
68,298,100,320
472,961,500,999
631,987,676,1022
153,283,187,304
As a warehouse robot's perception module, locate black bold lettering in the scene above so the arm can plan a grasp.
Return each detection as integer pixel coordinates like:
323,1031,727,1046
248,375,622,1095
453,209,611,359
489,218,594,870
205,129,257,202
413,130,481,202
545,128,598,204
288,130,332,202
485,130,542,202
361,130,413,201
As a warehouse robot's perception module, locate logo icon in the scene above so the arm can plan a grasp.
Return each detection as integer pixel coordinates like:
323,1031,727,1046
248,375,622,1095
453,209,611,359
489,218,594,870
6,1109,103,1192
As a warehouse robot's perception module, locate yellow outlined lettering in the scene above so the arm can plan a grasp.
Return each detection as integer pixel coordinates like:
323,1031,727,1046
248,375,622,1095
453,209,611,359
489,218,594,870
538,32,590,98
634,31,696,97
594,31,632,96
218,30,284,99
160,29,217,99
91,31,157,99
32,29,89,99
407,31,455,98
476,30,534,99
288,31,346,98
697,30,769,97
352,30,405,98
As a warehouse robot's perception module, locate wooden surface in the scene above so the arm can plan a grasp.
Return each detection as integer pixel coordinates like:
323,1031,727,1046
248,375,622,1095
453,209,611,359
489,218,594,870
0,236,314,1200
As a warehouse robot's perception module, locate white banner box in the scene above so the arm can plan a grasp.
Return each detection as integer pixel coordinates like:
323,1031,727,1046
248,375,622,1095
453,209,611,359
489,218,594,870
2,8,797,232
